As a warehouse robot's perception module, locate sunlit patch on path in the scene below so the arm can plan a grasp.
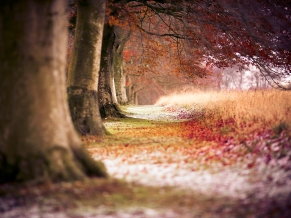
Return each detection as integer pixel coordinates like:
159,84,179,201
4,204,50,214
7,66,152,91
122,105,180,121
121,104,200,121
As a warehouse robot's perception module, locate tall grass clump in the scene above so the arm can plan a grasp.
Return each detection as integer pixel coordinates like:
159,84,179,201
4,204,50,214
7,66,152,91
156,89,291,134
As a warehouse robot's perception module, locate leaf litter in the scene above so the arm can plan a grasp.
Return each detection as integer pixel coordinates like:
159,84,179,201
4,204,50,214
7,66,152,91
88,105,291,217
1,104,291,217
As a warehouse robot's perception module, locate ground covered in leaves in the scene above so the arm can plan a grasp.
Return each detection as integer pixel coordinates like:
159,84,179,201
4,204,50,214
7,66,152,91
1,105,291,217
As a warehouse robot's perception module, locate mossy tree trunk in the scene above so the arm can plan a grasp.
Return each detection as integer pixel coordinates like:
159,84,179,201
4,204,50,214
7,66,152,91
0,0,107,184
112,26,131,105
98,24,125,118
67,0,106,135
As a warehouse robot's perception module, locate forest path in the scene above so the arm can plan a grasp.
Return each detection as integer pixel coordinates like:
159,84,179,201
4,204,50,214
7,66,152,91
90,105,291,217
1,105,290,218
101,105,289,192
102,105,247,197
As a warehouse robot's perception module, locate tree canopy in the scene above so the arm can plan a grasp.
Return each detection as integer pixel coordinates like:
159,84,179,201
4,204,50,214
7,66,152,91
109,0,291,89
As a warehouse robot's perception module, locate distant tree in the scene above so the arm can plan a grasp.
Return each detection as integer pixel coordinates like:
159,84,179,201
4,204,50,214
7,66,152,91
0,0,107,183
112,26,132,104
99,23,127,117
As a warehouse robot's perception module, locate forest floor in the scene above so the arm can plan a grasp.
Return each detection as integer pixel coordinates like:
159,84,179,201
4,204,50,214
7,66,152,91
1,103,291,218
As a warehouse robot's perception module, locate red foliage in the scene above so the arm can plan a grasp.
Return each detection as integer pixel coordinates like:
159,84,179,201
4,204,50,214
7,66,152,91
123,50,135,62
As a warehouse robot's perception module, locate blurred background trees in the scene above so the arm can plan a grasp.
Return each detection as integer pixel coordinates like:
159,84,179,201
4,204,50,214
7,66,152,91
68,0,291,110
109,0,291,104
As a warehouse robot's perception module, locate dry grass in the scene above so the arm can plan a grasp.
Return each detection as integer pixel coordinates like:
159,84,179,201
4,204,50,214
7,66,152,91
156,89,291,133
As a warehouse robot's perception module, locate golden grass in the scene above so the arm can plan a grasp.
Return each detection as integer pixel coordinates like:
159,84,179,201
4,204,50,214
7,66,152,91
156,89,291,133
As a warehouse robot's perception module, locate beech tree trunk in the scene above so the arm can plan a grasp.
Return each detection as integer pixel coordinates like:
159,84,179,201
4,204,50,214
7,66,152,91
112,26,131,105
99,24,125,118
67,0,106,135
0,0,107,183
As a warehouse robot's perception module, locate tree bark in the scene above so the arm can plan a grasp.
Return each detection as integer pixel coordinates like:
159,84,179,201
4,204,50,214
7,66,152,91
98,24,125,118
112,26,131,105
0,0,107,183
67,0,106,135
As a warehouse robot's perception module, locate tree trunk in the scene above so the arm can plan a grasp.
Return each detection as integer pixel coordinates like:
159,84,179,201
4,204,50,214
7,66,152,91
67,0,106,135
128,84,135,105
111,77,118,104
134,92,139,105
99,24,125,118
112,26,131,105
0,0,107,184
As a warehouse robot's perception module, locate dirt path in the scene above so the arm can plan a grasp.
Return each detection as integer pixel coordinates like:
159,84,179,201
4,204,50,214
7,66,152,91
1,105,291,217
103,106,251,198
93,105,291,216
122,105,180,120
106,106,290,193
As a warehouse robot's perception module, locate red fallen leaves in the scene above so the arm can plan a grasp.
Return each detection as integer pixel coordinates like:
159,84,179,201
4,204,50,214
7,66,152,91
174,113,291,169
180,117,236,144
87,109,290,173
